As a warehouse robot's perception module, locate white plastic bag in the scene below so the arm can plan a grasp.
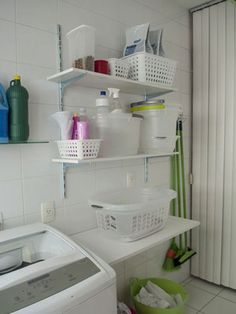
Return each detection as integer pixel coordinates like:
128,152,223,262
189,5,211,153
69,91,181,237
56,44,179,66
123,23,153,56
117,302,132,314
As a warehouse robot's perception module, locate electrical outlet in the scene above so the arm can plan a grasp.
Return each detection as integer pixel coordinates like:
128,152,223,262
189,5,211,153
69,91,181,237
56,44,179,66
41,201,55,223
127,172,136,188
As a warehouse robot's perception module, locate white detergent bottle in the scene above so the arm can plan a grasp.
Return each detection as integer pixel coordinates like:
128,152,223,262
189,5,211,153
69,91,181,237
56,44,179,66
96,90,110,117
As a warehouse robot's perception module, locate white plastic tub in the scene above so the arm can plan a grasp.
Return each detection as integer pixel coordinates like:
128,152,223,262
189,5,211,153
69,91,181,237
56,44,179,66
131,105,179,154
89,187,177,241
66,25,95,69
96,114,141,157
141,136,179,154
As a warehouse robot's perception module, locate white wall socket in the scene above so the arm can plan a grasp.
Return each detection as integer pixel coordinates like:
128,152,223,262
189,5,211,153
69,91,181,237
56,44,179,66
41,201,55,223
127,172,136,188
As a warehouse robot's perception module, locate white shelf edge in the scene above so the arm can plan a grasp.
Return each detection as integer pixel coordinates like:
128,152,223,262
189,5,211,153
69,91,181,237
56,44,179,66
52,152,178,164
72,216,200,265
47,68,177,97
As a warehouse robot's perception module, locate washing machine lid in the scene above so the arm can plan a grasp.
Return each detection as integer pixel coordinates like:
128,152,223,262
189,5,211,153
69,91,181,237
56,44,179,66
0,224,103,290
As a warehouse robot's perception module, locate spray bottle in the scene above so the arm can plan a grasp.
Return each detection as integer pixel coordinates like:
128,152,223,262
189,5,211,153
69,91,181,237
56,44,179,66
108,88,122,114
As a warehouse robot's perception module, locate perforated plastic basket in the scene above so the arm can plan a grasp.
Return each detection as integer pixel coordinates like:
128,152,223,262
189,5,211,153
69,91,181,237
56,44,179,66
108,58,130,78
56,139,102,159
89,187,177,241
122,52,177,87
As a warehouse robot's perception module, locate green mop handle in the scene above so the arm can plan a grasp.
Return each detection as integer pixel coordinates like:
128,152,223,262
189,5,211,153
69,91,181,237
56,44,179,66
176,121,183,250
179,119,188,249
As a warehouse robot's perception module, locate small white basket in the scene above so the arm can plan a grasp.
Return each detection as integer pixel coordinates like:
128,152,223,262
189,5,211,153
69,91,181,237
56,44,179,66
89,187,176,241
56,139,102,160
122,52,177,87
108,58,130,79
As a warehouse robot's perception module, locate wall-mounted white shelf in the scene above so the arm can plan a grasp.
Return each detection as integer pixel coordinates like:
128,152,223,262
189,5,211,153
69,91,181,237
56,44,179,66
0,140,49,145
54,152,178,198
72,216,200,265
47,68,177,98
52,152,179,165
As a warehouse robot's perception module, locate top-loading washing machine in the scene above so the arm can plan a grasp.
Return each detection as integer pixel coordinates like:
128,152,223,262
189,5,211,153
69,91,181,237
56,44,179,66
0,223,117,314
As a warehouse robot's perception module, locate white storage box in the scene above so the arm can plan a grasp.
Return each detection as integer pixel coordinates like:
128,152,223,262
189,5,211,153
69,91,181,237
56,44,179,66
89,187,177,241
56,139,102,159
122,52,177,87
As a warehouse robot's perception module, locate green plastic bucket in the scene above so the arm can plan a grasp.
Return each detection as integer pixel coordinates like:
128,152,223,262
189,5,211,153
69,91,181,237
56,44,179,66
130,278,188,314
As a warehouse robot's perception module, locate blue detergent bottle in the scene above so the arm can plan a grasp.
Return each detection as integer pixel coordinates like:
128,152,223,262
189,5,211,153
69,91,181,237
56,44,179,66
0,83,9,143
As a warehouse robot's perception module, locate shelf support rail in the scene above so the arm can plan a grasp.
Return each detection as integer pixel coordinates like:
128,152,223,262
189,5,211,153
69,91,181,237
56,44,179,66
144,157,149,183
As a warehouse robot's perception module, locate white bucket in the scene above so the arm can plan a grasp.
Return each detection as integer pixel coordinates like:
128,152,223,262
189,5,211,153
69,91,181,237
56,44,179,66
96,114,141,157
136,106,179,153
66,25,95,69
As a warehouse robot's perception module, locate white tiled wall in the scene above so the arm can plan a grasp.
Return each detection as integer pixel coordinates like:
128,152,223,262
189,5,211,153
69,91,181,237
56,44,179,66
0,0,192,302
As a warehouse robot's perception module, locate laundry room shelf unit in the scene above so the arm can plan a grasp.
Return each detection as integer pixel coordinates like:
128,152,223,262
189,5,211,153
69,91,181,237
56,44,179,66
49,25,179,198
72,216,200,265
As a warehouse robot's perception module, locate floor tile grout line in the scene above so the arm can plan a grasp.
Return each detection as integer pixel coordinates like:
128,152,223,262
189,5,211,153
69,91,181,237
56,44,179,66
216,294,236,305
187,282,221,296
198,294,218,312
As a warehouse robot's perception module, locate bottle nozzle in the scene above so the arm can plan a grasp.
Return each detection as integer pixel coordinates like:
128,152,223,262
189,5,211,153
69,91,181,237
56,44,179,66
108,88,120,99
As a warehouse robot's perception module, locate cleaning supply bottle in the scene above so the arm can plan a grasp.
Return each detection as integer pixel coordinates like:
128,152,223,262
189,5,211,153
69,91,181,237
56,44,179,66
7,75,29,142
0,83,9,143
96,90,110,116
108,88,122,113
71,113,79,139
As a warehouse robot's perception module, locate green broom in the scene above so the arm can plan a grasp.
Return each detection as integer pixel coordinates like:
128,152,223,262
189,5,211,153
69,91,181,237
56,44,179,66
174,119,196,267
162,150,181,271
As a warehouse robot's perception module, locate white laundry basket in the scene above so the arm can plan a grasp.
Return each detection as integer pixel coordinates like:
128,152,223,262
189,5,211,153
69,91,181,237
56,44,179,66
122,52,177,87
89,187,177,241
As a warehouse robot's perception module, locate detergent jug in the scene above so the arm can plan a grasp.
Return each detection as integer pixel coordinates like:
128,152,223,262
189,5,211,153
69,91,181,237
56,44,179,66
7,75,29,142
0,83,9,143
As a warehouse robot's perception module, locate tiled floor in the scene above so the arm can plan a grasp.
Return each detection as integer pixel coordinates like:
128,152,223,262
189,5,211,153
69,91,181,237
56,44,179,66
183,277,236,314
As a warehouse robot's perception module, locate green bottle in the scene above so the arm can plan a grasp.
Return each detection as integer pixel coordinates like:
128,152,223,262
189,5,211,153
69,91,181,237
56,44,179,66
7,75,29,142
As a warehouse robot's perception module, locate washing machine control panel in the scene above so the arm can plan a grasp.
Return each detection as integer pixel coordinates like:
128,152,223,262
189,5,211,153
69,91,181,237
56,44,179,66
0,258,100,314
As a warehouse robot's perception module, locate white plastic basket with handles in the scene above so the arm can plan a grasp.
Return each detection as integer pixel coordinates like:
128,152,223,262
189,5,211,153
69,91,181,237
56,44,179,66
122,52,177,87
56,139,102,160
89,187,177,241
108,58,130,79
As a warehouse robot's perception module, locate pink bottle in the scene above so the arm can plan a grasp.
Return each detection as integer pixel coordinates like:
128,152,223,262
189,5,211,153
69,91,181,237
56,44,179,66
71,113,79,139
78,121,89,139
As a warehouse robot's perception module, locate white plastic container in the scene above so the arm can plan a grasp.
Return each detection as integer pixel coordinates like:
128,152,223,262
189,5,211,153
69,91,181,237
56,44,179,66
131,104,179,154
122,52,177,87
66,25,95,69
89,187,177,241
142,136,179,154
96,114,141,157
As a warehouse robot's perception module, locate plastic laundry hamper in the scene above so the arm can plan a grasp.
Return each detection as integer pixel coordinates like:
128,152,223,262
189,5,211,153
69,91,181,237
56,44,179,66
130,278,188,314
89,187,177,241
